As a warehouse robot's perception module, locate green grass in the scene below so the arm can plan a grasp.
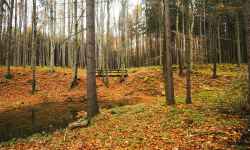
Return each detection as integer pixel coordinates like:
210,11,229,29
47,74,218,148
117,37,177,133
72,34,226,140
109,104,145,116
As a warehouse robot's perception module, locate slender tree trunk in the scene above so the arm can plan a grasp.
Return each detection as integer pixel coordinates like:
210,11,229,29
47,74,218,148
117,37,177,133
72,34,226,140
244,1,250,105
0,0,3,65
120,0,127,81
0,0,3,39
18,0,23,66
212,28,217,79
190,6,194,69
103,0,110,87
81,0,85,68
182,2,186,68
135,2,139,67
203,0,208,64
50,0,55,71
70,0,79,88
14,0,17,66
23,0,28,66
86,0,99,118
176,0,183,76
164,0,175,105
31,0,37,94
62,0,66,67
5,0,15,77
185,2,192,104
211,19,217,79
236,13,242,66
217,18,222,64
68,0,72,67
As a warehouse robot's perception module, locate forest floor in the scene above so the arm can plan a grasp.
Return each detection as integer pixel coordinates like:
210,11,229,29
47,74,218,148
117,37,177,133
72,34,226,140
0,65,249,149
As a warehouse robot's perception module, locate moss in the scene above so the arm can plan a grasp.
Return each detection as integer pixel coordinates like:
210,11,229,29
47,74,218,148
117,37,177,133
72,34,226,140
220,118,241,126
234,145,249,150
161,108,183,129
4,73,13,80
110,104,145,116
183,109,205,125
0,138,17,147
175,97,186,104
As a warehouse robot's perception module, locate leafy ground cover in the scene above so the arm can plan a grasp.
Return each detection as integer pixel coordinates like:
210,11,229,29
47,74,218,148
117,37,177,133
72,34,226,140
0,65,249,149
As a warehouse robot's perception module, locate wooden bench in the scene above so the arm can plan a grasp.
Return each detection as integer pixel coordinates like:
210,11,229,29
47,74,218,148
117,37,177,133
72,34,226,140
96,69,128,77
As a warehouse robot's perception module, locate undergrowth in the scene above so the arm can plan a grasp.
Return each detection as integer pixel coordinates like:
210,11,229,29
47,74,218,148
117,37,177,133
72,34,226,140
222,74,249,114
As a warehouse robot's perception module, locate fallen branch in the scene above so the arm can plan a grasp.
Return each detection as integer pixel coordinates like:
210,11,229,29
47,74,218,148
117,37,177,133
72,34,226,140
68,118,89,130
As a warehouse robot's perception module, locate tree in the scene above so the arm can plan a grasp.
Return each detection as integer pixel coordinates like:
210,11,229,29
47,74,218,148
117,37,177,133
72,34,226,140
135,2,140,67
68,0,72,67
185,1,192,104
86,0,99,118
62,0,66,67
164,0,175,105
23,0,28,66
17,0,24,66
5,0,14,79
50,0,55,71
176,0,184,76
244,0,250,105
103,0,111,87
211,18,218,79
236,13,242,66
70,0,79,88
31,0,37,94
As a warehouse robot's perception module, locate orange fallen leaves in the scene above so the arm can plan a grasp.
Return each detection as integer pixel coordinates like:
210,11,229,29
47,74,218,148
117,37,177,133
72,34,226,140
0,65,248,149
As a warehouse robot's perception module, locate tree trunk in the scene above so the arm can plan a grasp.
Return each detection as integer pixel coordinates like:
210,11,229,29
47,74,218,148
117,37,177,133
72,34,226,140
50,0,55,71
31,0,37,94
70,0,79,88
68,0,72,67
17,0,23,66
244,1,250,105
185,2,192,104
86,0,99,119
103,0,110,87
5,0,14,77
62,0,66,67
23,0,28,66
182,2,186,68
135,3,139,67
0,0,3,39
176,0,183,76
14,0,17,66
236,13,242,66
210,19,217,79
217,18,222,64
0,0,4,65
164,0,175,105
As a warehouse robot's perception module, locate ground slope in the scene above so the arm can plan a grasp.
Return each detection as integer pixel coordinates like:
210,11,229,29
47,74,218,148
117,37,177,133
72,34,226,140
0,65,249,149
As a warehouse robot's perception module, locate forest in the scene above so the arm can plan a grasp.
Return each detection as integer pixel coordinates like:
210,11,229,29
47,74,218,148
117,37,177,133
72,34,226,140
0,0,250,149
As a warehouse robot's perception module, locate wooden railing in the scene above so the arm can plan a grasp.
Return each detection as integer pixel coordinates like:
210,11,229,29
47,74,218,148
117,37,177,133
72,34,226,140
96,69,128,77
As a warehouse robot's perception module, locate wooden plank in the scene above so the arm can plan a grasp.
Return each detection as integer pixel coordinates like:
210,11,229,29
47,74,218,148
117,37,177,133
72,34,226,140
95,69,128,78
96,74,128,77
